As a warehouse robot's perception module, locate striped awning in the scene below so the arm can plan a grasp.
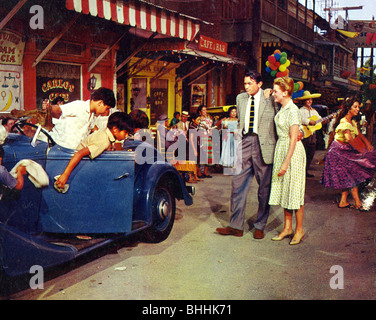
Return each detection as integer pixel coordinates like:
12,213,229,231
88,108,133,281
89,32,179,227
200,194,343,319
65,0,201,41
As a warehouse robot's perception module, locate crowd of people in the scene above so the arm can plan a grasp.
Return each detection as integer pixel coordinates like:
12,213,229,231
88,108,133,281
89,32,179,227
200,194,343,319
1,77,376,246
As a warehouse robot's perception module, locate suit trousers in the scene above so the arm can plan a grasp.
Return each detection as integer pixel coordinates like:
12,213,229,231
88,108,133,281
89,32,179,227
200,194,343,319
229,134,272,231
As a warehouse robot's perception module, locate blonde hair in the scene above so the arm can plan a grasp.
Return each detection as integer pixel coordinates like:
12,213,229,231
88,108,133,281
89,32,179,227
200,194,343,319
274,77,294,97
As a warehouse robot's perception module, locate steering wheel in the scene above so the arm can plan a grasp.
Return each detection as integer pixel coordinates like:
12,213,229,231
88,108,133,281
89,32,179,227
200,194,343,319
11,120,56,146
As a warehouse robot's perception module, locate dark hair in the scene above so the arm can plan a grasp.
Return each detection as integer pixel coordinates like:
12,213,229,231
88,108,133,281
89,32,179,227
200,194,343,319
197,105,207,115
1,118,12,126
227,106,237,117
0,146,4,159
107,112,134,134
244,69,263,83
91,87,116,109
333,95,362,130
129,109,149,129
52,96,65,105
173,112,180,117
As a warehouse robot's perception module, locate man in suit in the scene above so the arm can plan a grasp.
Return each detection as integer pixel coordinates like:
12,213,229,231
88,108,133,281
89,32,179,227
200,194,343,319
176,111,190,133
216,70,279,239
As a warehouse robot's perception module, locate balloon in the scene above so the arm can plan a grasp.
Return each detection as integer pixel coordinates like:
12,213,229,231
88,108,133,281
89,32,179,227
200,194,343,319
268,55,276,64
276,72,284,78
294,83,300,92
264,50,291,79
297,81,304,91
279,56,287,64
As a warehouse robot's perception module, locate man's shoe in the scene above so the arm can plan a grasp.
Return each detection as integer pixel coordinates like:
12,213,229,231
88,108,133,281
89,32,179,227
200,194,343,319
253,229,265,239
216,226,243,237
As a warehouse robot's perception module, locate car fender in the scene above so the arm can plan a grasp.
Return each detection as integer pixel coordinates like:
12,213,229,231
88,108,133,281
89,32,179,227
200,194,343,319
0,222,76,277
133,161,193,224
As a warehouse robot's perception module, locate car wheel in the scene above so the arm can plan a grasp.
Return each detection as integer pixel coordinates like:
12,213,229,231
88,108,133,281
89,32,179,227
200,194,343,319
143,186,175,243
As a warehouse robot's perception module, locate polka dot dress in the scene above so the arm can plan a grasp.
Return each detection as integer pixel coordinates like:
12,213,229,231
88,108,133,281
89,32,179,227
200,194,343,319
269,100,306,210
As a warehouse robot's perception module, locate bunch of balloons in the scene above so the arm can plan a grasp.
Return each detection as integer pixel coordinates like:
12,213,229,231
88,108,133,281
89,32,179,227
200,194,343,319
292,81,305,100
265,50,291,78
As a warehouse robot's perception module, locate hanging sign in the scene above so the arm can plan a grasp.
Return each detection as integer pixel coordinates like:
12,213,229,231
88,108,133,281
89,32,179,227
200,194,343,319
199,35,227,56
347,20,376,48
0,30,25,66
36,62,81,104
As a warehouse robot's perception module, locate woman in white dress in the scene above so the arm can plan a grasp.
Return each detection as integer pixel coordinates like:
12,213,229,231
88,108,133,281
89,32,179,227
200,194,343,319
269,77,306,245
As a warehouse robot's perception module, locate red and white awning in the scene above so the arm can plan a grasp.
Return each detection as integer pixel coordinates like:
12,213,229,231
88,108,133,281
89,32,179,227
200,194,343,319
65,0,201,41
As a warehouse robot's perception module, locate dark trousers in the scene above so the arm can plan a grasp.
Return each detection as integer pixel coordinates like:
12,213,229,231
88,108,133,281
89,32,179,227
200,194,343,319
229,134,272,231
302,134,316,172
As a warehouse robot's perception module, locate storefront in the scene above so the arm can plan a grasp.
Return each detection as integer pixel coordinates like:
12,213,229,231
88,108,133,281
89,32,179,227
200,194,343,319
0,0,204,117
126,56,181,125
0,29,24,114
121,34,245,125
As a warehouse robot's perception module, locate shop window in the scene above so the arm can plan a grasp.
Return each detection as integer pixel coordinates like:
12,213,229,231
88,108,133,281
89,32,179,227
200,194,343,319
131,78,147,110
36,62,81,106
91,48,108,61
36,39,82,56
277,0,286,10
150,79,168,125
191,84,206,109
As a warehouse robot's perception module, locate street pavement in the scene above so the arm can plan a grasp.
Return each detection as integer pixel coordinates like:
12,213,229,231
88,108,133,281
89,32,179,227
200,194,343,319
3,150,376,300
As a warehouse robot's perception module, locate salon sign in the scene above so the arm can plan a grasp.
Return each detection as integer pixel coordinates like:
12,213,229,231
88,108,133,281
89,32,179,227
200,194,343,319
0,30,25,66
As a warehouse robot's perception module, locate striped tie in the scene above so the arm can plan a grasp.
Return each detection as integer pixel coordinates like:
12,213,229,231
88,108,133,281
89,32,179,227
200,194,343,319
249,96,255,133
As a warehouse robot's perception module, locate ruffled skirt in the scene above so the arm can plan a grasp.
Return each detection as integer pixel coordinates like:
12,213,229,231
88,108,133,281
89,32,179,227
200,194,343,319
320,140,376,189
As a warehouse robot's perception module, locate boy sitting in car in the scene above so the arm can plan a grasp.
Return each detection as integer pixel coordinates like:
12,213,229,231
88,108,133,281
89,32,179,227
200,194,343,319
55,112,134,191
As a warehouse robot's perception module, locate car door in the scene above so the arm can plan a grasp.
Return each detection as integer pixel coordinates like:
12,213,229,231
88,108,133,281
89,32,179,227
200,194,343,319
40,144,135,234
0,134,48,234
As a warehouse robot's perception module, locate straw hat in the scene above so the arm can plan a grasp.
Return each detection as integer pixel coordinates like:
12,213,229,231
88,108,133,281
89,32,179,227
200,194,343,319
181,111,190,117
158,114,169,121
295,90,321,100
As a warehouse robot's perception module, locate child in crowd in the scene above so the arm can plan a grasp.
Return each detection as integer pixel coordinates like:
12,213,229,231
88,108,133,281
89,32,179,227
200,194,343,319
55,112,134,190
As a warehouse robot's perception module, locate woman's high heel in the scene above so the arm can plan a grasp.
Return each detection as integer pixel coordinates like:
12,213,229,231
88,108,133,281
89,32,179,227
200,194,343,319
289,232,305,245
271,230,293,241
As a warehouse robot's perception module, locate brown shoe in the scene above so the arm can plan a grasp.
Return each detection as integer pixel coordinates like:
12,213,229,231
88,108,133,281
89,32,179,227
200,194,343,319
253,229,265,239
216,226,243,237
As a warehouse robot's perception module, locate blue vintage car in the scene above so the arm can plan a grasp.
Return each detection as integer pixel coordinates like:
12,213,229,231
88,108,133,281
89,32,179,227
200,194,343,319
0,121,193,279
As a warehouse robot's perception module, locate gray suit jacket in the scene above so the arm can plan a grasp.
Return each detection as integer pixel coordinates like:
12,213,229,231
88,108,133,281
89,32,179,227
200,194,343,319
236,89,279,164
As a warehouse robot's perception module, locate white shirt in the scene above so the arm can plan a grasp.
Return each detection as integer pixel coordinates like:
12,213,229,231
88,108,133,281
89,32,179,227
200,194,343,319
49,100,94,149
244,90,261,134
299,106,321,126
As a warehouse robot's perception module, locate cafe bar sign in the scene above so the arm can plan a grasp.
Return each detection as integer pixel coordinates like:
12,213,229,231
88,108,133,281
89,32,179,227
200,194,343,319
0,30,25,66
198,35,227,57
